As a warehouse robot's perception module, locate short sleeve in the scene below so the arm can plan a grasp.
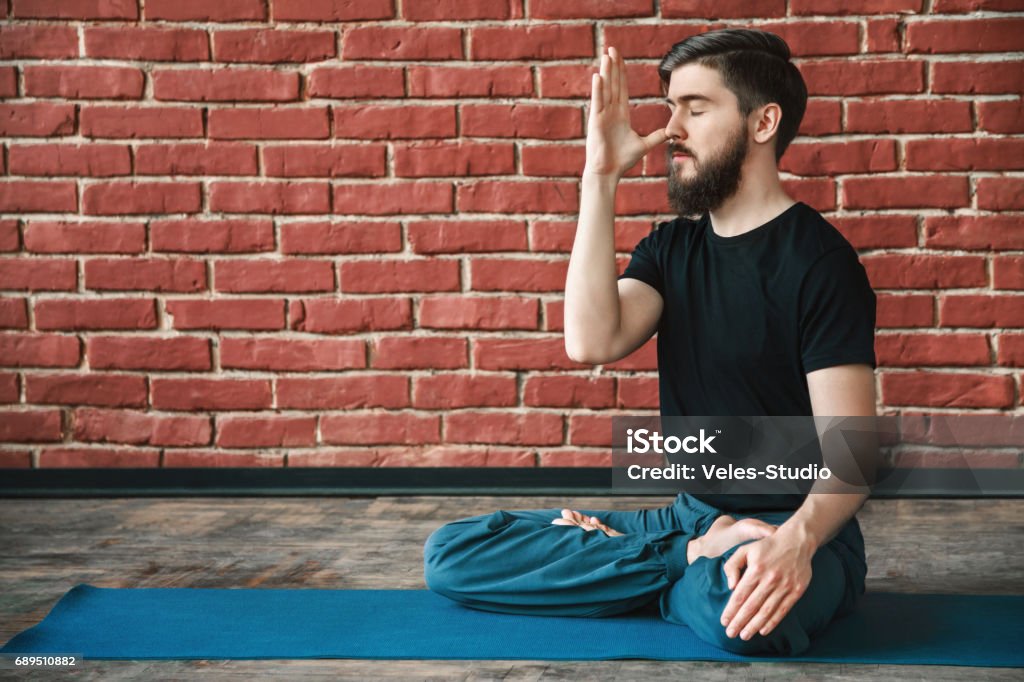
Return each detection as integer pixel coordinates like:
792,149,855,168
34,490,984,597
618,224,666,294
798,247,877,374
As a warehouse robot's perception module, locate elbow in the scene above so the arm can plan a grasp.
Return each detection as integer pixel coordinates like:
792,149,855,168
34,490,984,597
564,338,604,365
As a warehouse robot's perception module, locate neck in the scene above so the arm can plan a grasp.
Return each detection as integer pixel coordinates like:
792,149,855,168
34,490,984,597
708,165,795,238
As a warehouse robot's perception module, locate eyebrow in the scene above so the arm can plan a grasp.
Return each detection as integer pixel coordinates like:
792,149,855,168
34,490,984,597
664,94,713,105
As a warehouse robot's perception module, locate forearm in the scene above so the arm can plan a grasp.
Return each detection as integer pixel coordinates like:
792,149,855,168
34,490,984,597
779,491,868,552
564,171,622,361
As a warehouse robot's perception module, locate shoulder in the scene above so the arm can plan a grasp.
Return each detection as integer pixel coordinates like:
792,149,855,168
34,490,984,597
634,214,699,251
785,203,863,271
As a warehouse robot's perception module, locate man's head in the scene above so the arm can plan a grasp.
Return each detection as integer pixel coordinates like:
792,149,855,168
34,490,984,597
657,29,807,217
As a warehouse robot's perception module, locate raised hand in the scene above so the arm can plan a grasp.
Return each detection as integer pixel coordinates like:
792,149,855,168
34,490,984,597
551,508,624,536
584,45,670,180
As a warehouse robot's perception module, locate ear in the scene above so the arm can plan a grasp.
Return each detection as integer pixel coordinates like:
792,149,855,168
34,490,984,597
751,103,782,146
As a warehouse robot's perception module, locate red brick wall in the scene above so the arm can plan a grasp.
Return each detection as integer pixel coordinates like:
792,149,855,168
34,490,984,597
0,1,1022,470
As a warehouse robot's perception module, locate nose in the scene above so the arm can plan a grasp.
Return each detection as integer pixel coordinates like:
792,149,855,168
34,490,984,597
665,108,688,143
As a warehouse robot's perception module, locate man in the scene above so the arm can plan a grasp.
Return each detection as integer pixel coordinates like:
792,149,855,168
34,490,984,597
424,28,877,656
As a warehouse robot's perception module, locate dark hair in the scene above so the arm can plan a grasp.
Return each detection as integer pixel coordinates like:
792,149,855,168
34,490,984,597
658,28,807,163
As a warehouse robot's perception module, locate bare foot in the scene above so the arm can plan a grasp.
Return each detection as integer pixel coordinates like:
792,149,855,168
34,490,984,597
686,515,776,565
551,509,624,536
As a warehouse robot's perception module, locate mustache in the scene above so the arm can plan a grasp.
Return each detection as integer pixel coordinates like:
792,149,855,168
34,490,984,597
668,145,694,157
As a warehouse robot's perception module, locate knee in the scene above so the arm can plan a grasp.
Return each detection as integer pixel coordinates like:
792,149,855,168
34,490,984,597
423,511,508,596
422,522,465,595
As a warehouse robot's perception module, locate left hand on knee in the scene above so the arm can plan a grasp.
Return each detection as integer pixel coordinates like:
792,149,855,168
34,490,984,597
550,509,624,536
719,526,815,640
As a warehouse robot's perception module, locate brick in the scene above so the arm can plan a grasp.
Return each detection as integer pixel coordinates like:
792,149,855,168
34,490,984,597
280,221,401,254
522,144,586,176
831,215,918,250
372,336,467,369
877,294,934,328
289,298,412,334
272,0,394,22
0,24,78,59
408,65,533,98
81,106,203,139
0,409,63,442
0,333,79,367
845,98,973,134
932,0,1024,10
532,0,653,18
0,451,31,467
663,0,783,15
940,295,1024,327
906,19,1024,53
145,0,265,20
263,144,386,178
209,181,330,214
340,259,460,293
394,142,515,178
25,65,143,99
531,219,656,253
84,258,206,292
923,215,1024,251
978,178,1024,211
221,337,364,371
161,451,281,467
0,298,29,329
994,255,1024,290
153,69,300,102
545,298,565,330
978,100,1024,134
403,0,520,19
276,376,409,409
308,66,405,98
84,26,209,61
73,408,210,446
209,107,329,140
881,372,1014,408
0,258,77,291
445,411,563,446
151,379,272,411
88,335,211,370
35,298,156,330
780,140,898,176
523,375,615,408
23,221,144,254
863,254,986,289
843,176,969,210
789,0,922,13
866,18,901,53
602,24,712,59
539,64,662,100
875,333,990,366
353,447,535,467
213,29,335,63
474,336,586,370
798,99,842,136
998,334,1024,366
333,182,453,215
567,414,614,447
801,60,924,96
152,219,274,253
135,143,258,176
83,182,202,216
167,299,285,330
538,449,610,467
420,295,538,330
342,26,462,60
0,181,77,213
462,104,581,139
931,61,1024,94
614,181,671,215
412,373,517,409
321,413,440,445
756,20,861,57
216,416,316,448
408,219,527,254
214,259,335,293
0,373,19,402
470,25,593,59
26,373,147,407
12,0,139,20
0,68,16,98
0,103,76,137
39,448,160,468
471,258,568,292
332,105,456,139
617,376,659,408
9,144,131,177
0,221,17,252
457,181,579,214
907,138,1024,171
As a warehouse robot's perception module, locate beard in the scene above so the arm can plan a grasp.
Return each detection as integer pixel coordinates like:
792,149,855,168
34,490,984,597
666,121,749,219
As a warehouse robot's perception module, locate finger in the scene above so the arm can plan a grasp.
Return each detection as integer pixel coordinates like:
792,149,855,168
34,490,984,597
616,47,629,112
551,518,577,526
739,587,788,640
759,592,802,637
641,128,671,154
561,509,581,523
607,46,619,109
724,580,773,639
599,52,611,110
590,72,602,117
722,546,747,591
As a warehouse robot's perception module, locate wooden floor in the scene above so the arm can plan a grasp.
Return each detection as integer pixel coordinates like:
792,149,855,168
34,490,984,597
1,496,1021,680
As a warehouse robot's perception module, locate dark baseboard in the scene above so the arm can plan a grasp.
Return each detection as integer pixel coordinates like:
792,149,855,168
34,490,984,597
0,467,1021,498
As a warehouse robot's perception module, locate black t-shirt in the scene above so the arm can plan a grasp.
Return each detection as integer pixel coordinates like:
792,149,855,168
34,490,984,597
618,201,877,511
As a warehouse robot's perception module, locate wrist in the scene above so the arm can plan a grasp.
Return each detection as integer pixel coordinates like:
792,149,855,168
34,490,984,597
777,518,821,553
581,168,621,189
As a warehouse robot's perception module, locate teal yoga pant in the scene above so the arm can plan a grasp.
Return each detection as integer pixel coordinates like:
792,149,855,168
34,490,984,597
423,493,867,656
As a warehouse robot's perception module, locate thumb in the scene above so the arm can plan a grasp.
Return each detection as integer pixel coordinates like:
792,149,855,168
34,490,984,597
723,547,747,590
641,128,671,153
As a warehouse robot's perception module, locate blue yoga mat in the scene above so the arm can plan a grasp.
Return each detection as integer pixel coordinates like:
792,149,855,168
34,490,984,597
2,585,1022,666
